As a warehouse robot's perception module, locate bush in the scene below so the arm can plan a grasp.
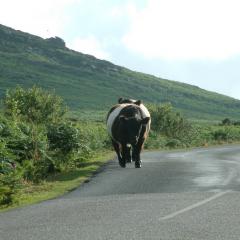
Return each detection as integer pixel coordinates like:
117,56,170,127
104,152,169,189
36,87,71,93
7,124,49,163
0,131,20,205
0,143,20,205
148,103,192,139
77,122,110,150
0,116,12,138
3,120,54,182
0,139,16,172
47,122,89,170
233,121,240,126
47,122,81,154
21,157,54,183
221,118,232,126
0,86,115,205
212,129,229,141
4,86,67,123
165,139,182,148
144,131,167,149
0,171,20,205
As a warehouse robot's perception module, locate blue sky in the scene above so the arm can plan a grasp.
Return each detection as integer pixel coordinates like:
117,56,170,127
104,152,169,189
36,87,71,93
1,0,240,99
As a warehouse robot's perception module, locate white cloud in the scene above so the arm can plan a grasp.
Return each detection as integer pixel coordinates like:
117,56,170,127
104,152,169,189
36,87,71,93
68,36,111,60
109,2,138,24
123,0,240,60
0,0,80,38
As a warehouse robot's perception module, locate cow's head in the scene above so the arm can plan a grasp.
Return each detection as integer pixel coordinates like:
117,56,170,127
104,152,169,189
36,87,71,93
119,115,150,145
118,98,141,106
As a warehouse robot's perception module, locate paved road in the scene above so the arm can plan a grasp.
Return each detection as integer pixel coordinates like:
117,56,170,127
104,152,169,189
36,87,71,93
1,145,240,240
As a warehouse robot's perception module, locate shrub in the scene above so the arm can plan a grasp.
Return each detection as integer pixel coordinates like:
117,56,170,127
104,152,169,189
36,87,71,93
233,121,240,126
77,122,110,150
0,171,20,205
0,141,20,205
212,129,229,141
6,123,53,182
165,139,182,148
21,157,54,183
148,103,192,139
0,116,12,138
144,130,166,149
221,118,232,126
7,124,49,163
0,139,16,172
47,122,81,154
4,86,67,123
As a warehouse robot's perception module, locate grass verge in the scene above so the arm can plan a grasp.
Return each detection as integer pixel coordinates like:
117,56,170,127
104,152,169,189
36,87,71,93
0,151,114,213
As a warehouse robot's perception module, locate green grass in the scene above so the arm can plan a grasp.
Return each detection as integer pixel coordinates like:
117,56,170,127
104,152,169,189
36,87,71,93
1,24,240,121
0,151,114,212
67,110,106,122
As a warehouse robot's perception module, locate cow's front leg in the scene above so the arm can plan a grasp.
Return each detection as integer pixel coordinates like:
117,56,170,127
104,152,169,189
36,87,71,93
132,139,145,168
132,147,141,168
121,144,130,168
125,145,132,163
112,140,125,168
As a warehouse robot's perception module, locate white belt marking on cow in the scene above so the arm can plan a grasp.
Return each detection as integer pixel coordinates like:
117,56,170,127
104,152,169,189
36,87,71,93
139,104,151,133
139,103,150,118
107,104,131,139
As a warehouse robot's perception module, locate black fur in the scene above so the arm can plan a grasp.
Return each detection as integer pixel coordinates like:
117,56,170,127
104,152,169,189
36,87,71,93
118,98,142,106
107,103,150,168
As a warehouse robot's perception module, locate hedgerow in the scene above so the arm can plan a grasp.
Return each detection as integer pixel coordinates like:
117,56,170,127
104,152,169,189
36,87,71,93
0,86,109,206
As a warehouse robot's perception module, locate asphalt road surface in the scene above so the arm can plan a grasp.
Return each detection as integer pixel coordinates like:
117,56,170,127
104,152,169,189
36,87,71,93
1,145,240,240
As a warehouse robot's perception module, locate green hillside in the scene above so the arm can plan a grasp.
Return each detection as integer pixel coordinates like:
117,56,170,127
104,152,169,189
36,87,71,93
0,24,240,120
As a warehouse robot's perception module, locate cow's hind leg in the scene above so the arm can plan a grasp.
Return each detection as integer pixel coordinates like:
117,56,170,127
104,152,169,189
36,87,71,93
112,140,125,168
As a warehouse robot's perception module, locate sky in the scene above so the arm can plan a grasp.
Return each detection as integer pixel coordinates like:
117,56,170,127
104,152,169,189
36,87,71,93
1,0,240,99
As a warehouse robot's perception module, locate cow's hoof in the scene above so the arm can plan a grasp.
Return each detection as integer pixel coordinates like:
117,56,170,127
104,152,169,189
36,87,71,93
126,158,132,163
119,162,126,168
135,162,141,168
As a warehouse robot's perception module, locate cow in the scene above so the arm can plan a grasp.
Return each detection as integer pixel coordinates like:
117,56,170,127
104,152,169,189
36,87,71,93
107,99,151,168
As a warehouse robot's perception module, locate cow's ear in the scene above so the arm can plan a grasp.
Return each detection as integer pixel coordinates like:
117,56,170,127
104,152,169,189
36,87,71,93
118,97,123,103
135,100,141,105
141,117,150,125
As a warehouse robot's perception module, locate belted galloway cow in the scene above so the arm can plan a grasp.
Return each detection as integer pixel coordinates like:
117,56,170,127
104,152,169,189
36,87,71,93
107,98,151,168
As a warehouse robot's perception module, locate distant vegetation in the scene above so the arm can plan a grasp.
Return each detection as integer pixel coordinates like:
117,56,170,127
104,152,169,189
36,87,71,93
1,23,240,209
1,87,240,209
145,104,240,149
1,24,240,120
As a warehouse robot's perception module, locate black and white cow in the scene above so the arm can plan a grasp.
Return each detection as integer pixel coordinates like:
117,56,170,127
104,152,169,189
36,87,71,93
107,99,151,168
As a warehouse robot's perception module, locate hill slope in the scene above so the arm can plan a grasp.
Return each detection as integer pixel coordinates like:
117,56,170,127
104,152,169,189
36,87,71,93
0,24,240,120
